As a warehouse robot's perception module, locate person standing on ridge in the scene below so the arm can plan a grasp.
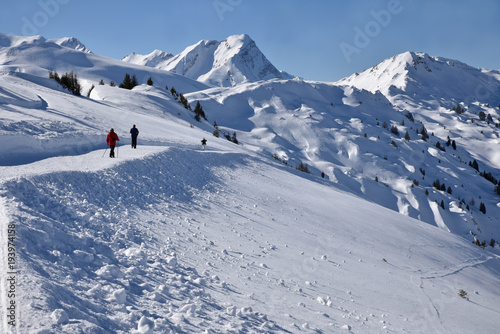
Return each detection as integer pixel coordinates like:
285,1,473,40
130,124,139,149
106,128,120,158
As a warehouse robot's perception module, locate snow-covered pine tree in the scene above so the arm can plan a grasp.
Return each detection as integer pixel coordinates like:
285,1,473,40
390,125,399,136
131,75,138,88
119,73,133,89
420,125,429,141
231,132,238,144
479,202,486,214
179,94,189,109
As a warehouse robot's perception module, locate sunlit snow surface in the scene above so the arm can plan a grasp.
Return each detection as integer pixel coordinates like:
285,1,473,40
0,33,500,333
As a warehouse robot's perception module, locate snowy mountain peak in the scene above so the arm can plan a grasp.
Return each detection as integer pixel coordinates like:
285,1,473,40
338,50,500,105
221,33,254,51
123,34,294,87
337,51,429,93
48,37,92,53
121,49,174,67
227,33,252,43
199,33,296,86
396,50,474,75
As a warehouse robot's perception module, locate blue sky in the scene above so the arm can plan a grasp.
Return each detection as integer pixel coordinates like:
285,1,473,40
1,0,499,82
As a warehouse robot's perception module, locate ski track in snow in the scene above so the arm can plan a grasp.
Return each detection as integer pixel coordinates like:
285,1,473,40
413,254,500,334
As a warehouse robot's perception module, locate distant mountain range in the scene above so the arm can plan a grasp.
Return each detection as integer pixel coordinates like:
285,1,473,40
0,34,91,53
122,34,294,87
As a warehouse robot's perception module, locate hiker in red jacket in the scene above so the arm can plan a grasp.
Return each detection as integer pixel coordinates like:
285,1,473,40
106,128,120,158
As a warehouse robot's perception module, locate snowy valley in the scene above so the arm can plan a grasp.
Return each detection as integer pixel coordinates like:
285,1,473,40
0,32,499,333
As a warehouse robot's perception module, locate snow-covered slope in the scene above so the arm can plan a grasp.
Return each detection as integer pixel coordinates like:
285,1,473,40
0,34,91,54
187,72,500,247
123,34,294,87
0,32,211,165
0,32,208,95
1,33,500,333
1,33,499,246
2,143,500,333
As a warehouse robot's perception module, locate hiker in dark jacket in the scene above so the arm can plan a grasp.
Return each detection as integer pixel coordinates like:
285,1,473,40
130,124,139,149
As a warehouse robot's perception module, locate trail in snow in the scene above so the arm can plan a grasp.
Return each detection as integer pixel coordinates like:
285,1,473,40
0,146,168,180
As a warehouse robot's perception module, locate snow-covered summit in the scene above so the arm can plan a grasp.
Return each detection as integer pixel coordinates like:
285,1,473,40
48,36,92,53
338,51,500,105
122,49,174,67
123,34,295,87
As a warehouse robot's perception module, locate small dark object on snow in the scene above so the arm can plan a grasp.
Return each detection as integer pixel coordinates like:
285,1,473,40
201,138,207,151
458,289,469,300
